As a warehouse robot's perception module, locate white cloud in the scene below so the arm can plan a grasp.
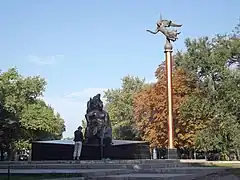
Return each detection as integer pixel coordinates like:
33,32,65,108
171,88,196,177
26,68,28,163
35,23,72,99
65,88,108,101
27,55,64,65
44,88,107,138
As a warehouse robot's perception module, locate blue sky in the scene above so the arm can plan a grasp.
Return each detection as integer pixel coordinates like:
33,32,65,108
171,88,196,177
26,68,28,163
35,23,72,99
1,0,239,138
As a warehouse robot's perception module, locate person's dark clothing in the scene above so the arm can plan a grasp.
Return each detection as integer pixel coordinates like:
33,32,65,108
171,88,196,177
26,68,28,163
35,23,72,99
74,130,83,142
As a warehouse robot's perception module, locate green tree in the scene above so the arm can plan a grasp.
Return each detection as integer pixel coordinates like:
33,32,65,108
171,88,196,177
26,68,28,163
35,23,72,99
104,75,147,140
0,68,65,159
20,99,65,141
176,23,240,159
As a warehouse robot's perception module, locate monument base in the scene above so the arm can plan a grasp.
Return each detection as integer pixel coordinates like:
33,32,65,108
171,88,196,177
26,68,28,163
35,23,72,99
32,140,150,161
167,148,178,159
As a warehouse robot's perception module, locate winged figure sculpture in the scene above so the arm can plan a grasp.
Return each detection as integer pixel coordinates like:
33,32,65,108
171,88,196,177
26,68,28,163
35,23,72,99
147,14,182,42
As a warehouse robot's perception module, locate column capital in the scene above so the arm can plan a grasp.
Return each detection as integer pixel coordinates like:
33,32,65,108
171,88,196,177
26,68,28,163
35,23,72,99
164,39,173,52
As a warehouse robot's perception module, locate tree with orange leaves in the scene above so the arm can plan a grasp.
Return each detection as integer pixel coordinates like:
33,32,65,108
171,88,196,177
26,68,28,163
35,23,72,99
134,63,197,148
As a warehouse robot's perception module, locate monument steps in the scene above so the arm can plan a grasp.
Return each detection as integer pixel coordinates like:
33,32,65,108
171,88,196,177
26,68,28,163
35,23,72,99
92,173,196,180
135,166,227,174
0,167,228,180
0,160,193,169
0,159,180,164
0,169,135,178
0,160,230,179
0,163,191,169
90,167,228,180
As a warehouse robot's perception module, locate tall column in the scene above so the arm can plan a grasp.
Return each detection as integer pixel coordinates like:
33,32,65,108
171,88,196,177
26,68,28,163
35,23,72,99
164,40,178,159
146,14,182,159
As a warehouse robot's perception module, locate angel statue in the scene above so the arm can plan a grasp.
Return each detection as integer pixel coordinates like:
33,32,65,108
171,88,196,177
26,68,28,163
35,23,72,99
146,14,182,42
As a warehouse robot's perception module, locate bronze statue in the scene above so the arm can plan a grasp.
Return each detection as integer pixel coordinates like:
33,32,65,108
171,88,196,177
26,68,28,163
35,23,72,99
146,14,182,42
84,94,112,146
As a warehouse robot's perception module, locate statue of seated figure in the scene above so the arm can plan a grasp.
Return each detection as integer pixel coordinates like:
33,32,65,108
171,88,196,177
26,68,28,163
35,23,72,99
84,94,112,146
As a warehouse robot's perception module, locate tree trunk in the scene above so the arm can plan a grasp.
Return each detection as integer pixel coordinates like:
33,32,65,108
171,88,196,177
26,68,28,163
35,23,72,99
6,148,12,161
235,149,239,161
194,150,197,159
204,151,207,160
28,150,32,161
189,149,193,159
0,149,4,161
6,148,17,161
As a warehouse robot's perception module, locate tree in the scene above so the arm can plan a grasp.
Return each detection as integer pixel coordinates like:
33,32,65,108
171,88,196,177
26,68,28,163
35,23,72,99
175,23,240,159
0,68,65,159
104,75,146,140
0,101,19,160
134,65,197,148
20,99,65,141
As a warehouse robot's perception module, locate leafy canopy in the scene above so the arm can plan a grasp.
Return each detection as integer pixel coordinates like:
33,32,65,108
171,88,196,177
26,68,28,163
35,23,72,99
0,68,65,153
176,23,240,157
104,75,146,140
134,65,197,148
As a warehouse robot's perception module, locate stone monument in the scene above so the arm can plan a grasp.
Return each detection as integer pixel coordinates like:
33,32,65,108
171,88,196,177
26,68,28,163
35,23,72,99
147,14,182,159
32,93,150,160
84,94,112,147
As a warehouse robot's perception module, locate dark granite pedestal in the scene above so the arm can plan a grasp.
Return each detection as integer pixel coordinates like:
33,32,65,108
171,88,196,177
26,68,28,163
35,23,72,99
32,140,150,161
167,148,178,159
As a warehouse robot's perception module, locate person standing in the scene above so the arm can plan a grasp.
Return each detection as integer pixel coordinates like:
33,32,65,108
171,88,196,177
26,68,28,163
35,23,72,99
73,126,83,160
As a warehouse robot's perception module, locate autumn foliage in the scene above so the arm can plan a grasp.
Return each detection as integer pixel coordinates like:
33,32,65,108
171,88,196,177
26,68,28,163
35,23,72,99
133,64,197,148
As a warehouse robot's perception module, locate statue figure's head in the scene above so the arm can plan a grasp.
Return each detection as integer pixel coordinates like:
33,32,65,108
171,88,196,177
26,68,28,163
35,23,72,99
86,94,103,112
95,94,101,99
92,94,103,111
